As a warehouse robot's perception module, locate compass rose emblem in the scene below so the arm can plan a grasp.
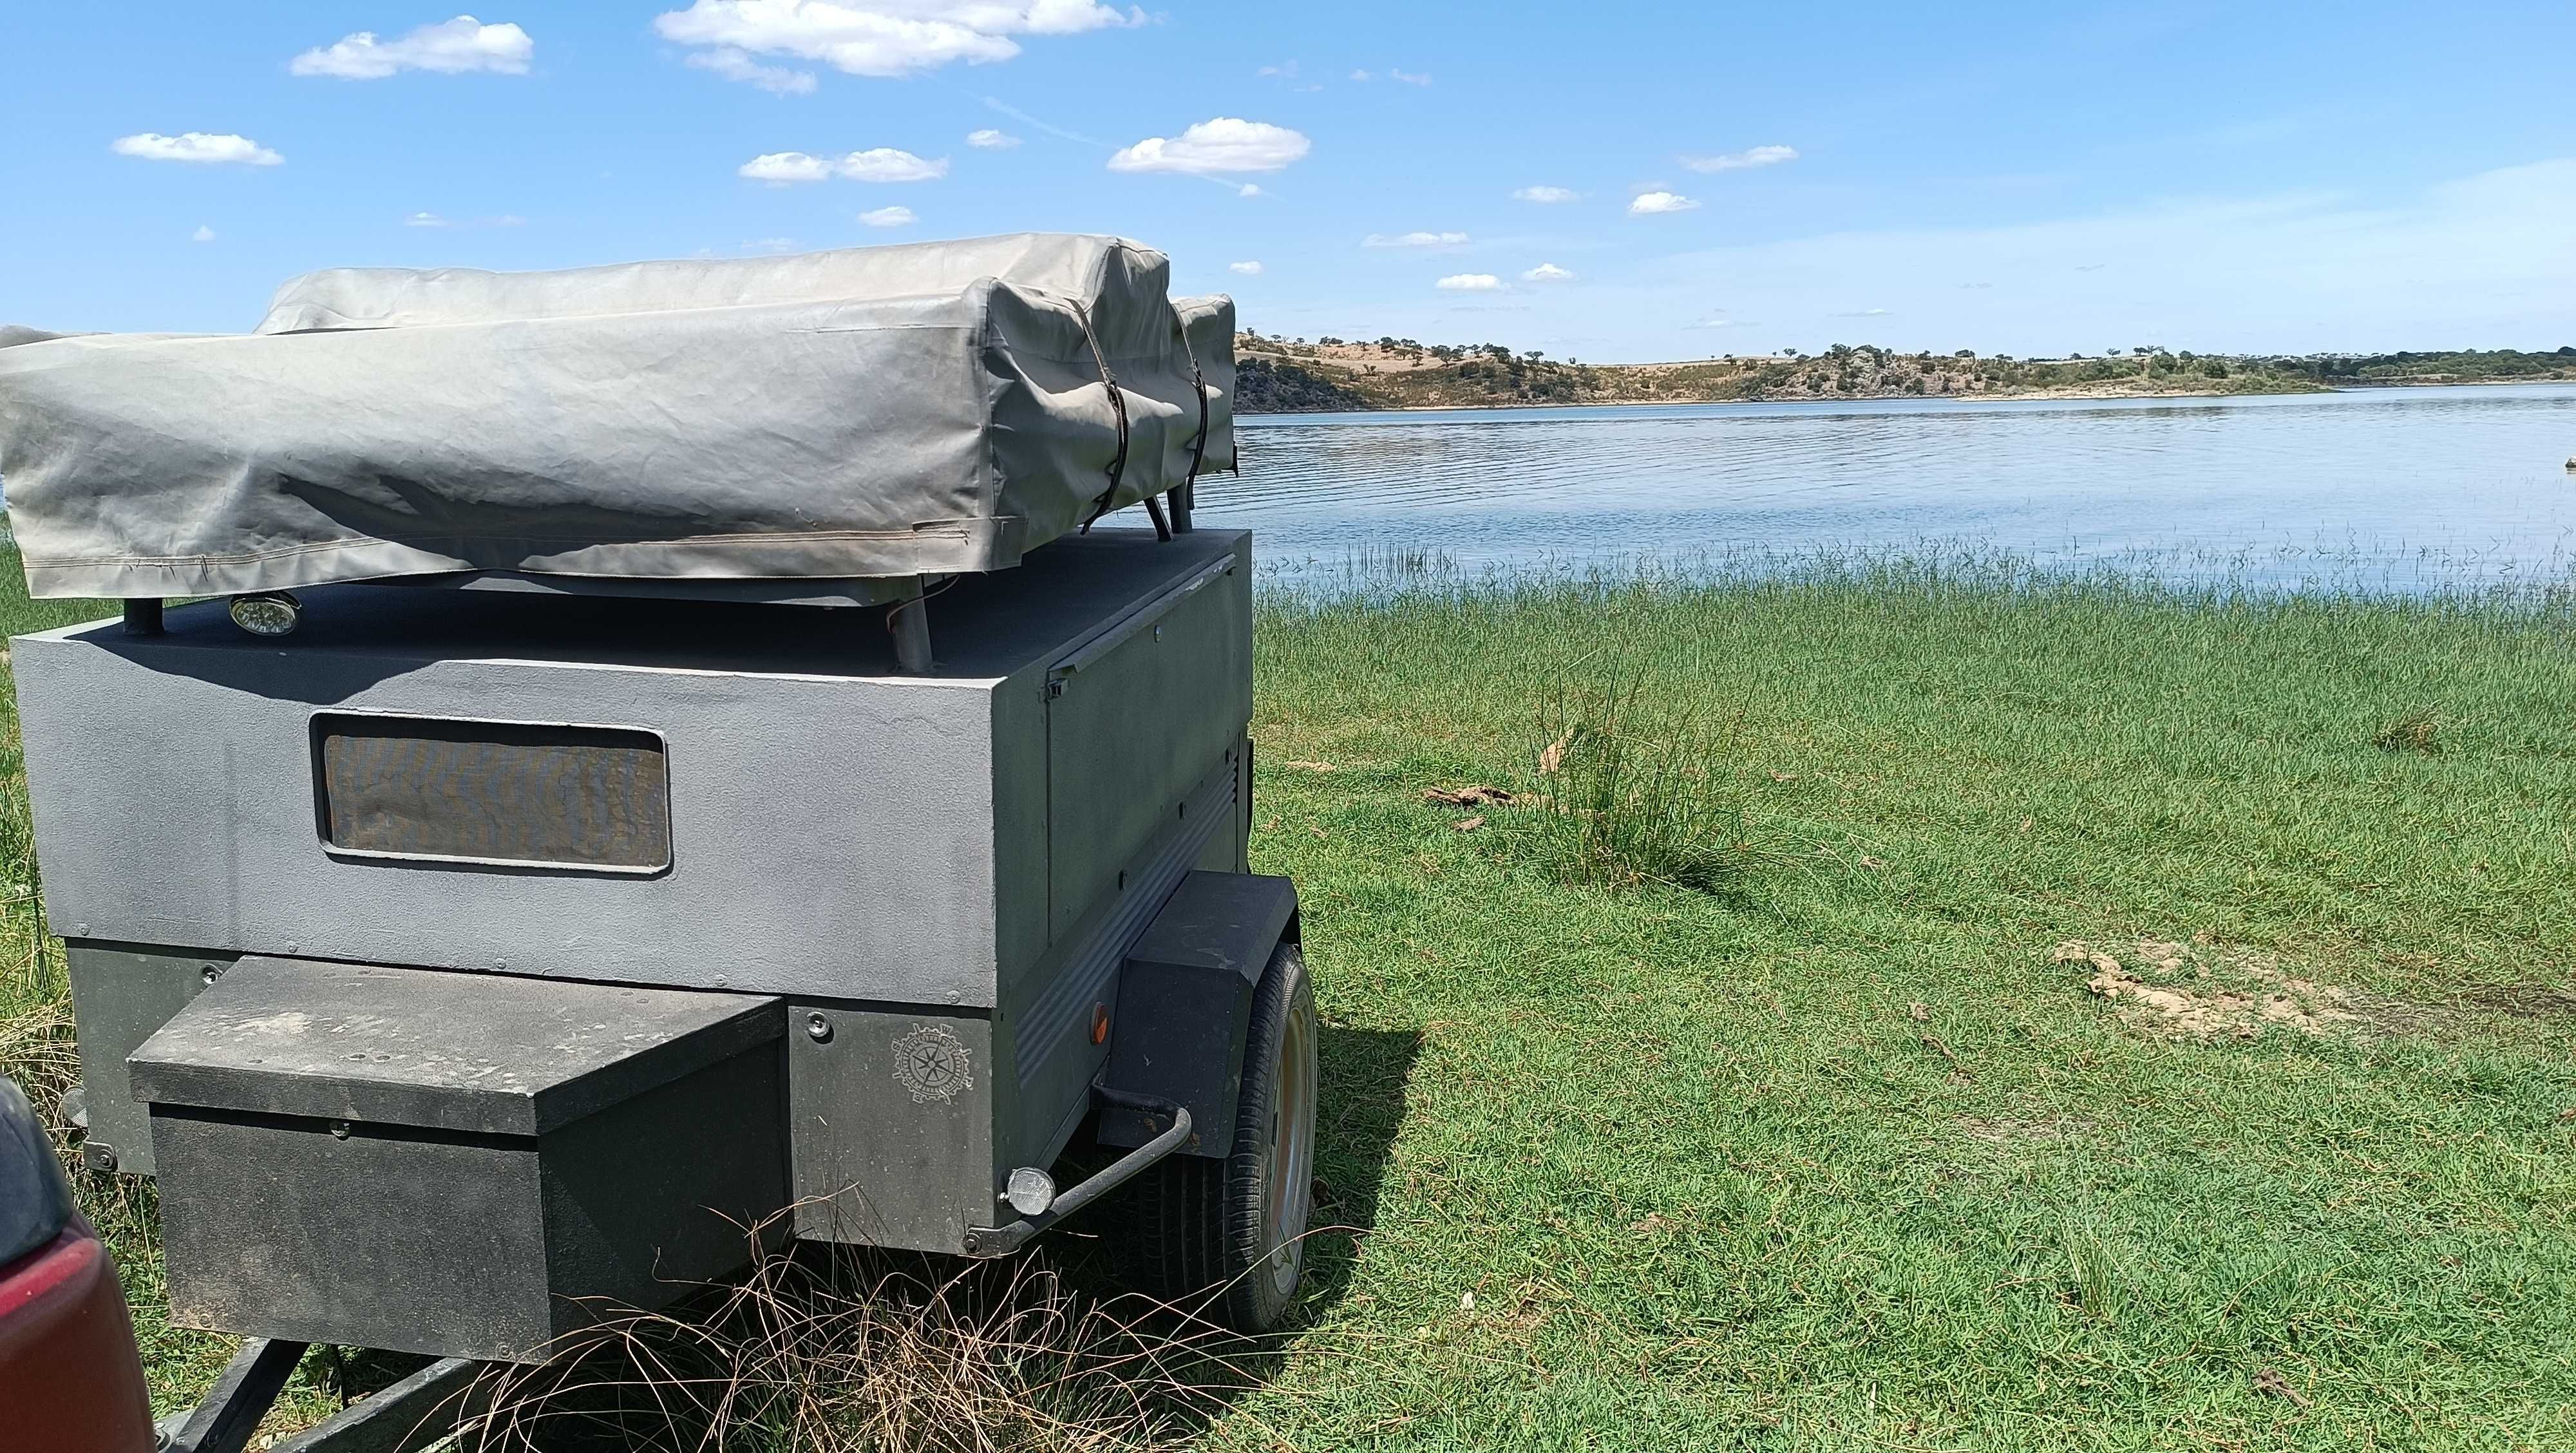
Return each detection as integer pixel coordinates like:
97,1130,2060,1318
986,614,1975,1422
892,1024,972,1103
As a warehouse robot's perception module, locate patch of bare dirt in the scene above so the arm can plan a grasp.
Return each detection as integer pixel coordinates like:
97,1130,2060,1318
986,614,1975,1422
2060,938,2365,1040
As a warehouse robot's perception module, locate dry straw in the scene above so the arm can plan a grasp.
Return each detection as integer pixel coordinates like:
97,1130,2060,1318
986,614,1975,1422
453,1202,1331,1452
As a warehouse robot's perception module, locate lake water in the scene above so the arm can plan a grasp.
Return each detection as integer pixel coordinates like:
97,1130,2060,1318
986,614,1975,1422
1195,384,2576,594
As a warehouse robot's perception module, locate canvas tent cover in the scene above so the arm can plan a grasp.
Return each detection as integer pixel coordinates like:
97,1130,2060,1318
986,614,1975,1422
0,233,1236,598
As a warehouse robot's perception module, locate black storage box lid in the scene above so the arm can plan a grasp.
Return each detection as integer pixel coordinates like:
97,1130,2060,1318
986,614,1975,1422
129,956,781,1137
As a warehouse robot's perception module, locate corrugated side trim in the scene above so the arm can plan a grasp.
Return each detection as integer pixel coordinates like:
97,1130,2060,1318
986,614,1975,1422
1016,761,1236,1087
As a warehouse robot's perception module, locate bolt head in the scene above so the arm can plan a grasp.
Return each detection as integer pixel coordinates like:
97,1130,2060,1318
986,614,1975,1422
806,1012,833,1043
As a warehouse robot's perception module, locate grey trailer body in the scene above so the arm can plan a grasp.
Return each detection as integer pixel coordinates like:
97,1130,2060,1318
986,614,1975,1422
17,528,1289,1363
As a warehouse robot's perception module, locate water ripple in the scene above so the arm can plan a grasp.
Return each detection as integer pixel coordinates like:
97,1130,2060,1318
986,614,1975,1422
1181,385,2576,593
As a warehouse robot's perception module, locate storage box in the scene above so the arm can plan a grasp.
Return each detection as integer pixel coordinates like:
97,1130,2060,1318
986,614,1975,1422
129,956,786,1362
22,529,1255,1252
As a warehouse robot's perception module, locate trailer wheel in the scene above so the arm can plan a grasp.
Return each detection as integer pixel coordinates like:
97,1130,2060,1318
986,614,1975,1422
1127,940,1316,1332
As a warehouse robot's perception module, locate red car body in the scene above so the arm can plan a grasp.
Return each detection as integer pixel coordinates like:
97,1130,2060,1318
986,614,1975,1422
1,1079,156,1453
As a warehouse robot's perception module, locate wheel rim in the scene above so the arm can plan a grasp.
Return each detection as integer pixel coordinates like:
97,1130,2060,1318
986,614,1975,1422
1260,986,1318,1298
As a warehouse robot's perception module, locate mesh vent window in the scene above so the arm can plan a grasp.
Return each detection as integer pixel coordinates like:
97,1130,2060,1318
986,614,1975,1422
314,715,670,872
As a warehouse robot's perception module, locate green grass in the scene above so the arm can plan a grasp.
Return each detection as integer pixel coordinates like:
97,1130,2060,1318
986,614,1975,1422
1219,563,2576,1449
5,551,2573,1448
0,561,365,1435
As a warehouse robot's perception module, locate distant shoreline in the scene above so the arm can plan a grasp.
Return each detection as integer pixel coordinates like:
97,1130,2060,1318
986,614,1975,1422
1232,339,2576,415
1238,375,2576,417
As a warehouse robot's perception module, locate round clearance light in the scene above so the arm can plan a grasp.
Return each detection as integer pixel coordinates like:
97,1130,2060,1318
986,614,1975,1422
229,591,301,638
1004,1166,1057,1218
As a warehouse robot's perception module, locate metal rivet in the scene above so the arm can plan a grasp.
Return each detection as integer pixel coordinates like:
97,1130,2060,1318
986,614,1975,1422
806,1012,833,1043
200,964,223,985
494,959,508,972
284,942,299,954
72,924,88,937
330,1120,352,1139
714,974,730,988
1153,625,1164,641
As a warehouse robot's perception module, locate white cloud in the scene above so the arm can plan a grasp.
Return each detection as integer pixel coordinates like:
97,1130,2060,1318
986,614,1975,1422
1255,61,1297,77
859,205,916,227
1390,68,1431,85
112,132,283,166
841,147,947,181
1681,144,1797,173
1108,118,1309,175
1513,185,1579,204
1436,273,1504,291
1686,317,1758,329
191,225,216,243
1238,183,1264,198
686,46,817,93
744,236,800,252
1629,190,1701,216
1229,260,1263,275
1522,263,1574,283
404,211,452,227
966,128,1020,148
654,0,1143,81
1364,231,1468,248
1349,69,1373,82
741,151,836,182
739,147,947,183
1835,307,1892,317
290,16,533,79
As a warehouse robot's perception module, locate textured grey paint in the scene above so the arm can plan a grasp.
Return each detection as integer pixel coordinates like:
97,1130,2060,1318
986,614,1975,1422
1097,872,1298,1157
153,1046,784,1362
1045,556,1253,940
15,531,1249,1011
1009,755,1237,1170
19,529,1256,1269
64,942,231,1175
131,956,782,1136
788,1007,994,1252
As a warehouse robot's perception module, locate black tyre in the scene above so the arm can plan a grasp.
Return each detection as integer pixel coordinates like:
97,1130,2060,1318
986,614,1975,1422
1124,940,1317,1333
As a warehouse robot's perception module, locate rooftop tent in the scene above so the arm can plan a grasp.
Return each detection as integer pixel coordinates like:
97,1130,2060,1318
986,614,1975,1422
0,234,1235,598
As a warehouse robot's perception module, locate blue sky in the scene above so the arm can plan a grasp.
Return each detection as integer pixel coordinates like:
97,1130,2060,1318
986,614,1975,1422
5,3,2572,362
